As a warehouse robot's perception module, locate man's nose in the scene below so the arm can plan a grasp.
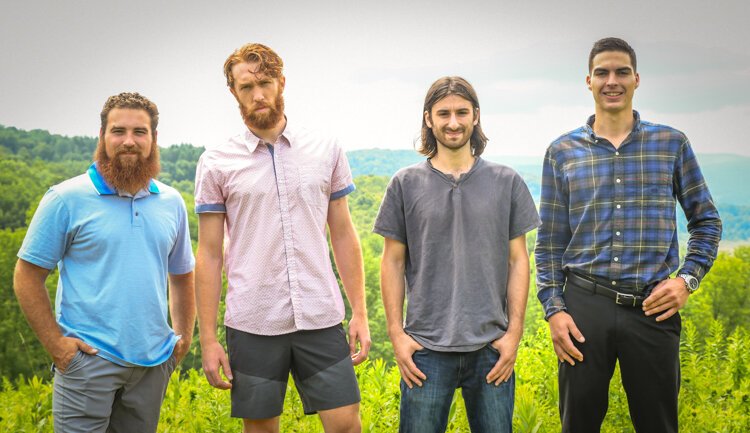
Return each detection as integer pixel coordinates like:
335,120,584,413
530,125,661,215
121,132,138,147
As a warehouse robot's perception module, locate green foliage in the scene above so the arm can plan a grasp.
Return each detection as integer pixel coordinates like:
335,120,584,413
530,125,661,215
683,246,750,333
2,317,749,432
159,144,204,186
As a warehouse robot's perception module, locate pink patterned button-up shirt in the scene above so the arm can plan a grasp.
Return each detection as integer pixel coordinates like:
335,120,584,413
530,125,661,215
195,123,355,335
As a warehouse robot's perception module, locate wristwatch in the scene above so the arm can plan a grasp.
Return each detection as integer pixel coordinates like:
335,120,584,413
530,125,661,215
678,273,699,294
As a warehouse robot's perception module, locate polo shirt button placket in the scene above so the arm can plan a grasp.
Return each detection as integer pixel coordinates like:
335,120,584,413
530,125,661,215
132,198,142,228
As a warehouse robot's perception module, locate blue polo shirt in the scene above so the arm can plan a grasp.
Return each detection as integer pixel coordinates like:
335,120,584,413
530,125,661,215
18,164,195,367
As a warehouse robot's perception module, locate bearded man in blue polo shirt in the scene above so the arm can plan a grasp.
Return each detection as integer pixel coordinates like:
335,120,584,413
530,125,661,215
13,92,195,433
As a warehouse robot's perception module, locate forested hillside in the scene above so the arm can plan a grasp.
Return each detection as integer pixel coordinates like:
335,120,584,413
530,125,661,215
2,125,750,431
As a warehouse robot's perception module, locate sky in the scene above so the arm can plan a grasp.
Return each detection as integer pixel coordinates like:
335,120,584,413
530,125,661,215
1,0,748,157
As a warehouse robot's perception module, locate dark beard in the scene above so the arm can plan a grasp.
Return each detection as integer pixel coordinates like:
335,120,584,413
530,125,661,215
95,143,160,194
240,93,285,130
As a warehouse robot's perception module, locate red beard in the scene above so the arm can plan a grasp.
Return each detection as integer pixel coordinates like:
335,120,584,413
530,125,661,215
95,143,160,194
240,93,285,130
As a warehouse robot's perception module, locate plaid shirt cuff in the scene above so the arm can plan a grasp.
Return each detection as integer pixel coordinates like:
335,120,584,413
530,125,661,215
540,292,567,321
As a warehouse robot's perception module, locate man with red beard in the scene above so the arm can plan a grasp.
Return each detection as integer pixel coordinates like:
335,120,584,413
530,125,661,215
194,43,369,433
14,92,195,433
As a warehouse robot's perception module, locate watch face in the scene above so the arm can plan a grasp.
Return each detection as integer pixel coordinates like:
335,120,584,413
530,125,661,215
681,275,699,292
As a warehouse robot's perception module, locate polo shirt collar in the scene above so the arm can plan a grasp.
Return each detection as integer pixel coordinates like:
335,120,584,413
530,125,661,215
87,163,160,196
584,110,642,141
243,116,294,150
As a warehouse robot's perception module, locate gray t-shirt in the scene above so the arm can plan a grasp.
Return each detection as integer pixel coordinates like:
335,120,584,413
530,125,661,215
374,157,541,352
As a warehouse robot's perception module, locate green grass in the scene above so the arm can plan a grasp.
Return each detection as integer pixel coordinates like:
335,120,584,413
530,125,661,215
2,317,749,432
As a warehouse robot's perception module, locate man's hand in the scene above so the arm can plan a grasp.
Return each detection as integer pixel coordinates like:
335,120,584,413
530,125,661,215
643,277,689,322
173,338,192,364
391,331,427,389
549,311,585,366
485,333,521,385
348,314,371,366
52,336,98,372
201,340,233,389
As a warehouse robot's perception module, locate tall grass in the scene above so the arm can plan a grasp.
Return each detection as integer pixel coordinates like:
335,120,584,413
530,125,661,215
2,317,748,432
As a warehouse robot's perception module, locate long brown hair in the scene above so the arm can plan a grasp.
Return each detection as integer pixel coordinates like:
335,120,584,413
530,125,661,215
418,76,488,158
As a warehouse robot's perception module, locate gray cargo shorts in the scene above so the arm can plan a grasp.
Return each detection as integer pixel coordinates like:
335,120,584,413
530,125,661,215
53,351,177,433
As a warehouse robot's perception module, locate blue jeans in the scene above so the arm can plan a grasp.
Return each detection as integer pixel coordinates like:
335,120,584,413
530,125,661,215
400,345,514,433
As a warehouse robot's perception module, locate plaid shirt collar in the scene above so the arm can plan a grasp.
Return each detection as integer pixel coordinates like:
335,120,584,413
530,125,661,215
583,110,643,143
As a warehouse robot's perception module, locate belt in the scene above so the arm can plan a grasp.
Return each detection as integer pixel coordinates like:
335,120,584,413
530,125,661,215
565,272,646,307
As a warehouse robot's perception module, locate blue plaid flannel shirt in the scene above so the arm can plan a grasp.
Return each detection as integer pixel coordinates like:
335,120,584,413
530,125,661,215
535,111,722,319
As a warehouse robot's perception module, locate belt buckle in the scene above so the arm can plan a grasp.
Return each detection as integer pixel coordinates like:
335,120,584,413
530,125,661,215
615,292,637,307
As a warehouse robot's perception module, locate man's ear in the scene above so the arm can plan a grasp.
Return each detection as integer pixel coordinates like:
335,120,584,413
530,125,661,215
424,111,432,128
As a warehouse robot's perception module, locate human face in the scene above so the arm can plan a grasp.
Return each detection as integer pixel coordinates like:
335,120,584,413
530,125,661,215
230,61,285,130
587,50,640,115
424,94,478,152
101,108,155,165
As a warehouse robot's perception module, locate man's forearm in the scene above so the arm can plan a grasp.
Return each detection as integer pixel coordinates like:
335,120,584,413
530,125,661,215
330,227,367,318
195,252,224,344
535,229,569,319
682,215,722,280
380,250,407,338
13,259,62,354
536,151,571,318
506,252,530,340
169,271,196,342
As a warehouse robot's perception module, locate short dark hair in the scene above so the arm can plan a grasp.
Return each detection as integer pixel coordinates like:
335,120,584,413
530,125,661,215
100,92,159,138
589,37,637,72
419,76,488,158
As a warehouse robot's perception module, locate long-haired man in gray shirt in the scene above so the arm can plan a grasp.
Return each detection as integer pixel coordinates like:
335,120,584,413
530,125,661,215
375,76,540,433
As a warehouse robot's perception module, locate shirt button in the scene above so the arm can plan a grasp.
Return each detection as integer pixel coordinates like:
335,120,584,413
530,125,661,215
612,281,617,286
614,257,619,262
616,231,621,236
616,178,621,183
135,212,139,216
615,151,620,156
616,204,621,209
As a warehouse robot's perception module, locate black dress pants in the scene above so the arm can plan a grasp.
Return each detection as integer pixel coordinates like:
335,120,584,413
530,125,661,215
559,279,681,433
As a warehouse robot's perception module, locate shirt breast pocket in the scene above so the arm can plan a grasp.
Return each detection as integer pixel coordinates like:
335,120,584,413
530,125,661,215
641,171,674,198
298,165,329,208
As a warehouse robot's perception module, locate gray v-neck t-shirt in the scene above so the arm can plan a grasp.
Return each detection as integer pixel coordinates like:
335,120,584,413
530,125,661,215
374,157,541,352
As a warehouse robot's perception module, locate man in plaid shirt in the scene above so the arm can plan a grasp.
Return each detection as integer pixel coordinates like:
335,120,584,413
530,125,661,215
535,37,722,433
